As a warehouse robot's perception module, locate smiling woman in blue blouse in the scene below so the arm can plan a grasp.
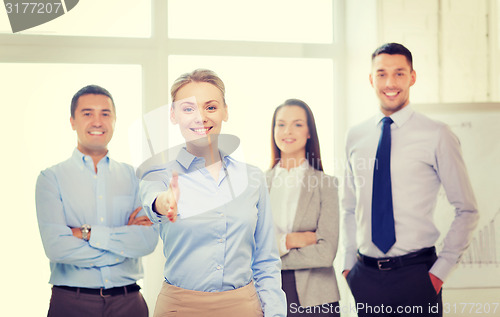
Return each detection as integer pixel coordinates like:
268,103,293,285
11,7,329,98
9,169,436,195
267,99,340,316
139,69,286,317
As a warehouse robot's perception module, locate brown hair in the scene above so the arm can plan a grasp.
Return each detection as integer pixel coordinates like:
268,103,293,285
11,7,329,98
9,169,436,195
270,99,323,171
170,68,226,105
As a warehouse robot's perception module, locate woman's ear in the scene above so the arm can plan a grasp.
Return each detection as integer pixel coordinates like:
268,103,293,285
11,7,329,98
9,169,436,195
223,104,229,122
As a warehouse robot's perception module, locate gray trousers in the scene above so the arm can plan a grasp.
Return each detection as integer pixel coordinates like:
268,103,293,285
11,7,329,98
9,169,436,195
47,286,148,317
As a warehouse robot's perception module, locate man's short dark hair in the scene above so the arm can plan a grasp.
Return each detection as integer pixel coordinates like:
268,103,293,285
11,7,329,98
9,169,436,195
371,43,413,70
71,85,115,118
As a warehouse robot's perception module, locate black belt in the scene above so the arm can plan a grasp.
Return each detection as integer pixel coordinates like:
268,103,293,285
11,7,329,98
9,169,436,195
357,247,436,271
54,283,141,297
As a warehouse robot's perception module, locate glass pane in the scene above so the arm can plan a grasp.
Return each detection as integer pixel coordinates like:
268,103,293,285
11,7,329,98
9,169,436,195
160,55,334,173
0,0,151,37
168,0,333,43
0,63,142,315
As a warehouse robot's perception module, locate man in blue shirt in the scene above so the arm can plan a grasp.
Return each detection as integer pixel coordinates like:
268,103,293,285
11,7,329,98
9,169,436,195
36,85,159,317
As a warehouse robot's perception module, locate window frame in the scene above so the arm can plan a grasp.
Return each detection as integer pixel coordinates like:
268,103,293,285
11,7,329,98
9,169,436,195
0,0,346,313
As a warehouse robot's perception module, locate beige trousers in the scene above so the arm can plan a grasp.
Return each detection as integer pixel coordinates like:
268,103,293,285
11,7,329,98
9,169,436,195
153,281,264,317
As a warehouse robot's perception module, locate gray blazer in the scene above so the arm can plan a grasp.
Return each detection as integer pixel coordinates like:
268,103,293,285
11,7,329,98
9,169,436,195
266,165,340,307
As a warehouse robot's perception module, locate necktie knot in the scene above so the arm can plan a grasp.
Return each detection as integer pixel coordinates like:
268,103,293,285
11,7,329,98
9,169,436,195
382,117,393,126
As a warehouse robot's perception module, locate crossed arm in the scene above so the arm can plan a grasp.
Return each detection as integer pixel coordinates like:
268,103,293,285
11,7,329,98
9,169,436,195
36,170,158,268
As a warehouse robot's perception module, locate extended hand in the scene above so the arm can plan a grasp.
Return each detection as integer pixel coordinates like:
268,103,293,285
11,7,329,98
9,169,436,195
154,171,180,222
128,206,153,226
285,231,317,249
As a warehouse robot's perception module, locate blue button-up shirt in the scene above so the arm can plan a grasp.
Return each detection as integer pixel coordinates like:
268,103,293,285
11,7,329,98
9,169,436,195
36,149,159,289
140,148,286,317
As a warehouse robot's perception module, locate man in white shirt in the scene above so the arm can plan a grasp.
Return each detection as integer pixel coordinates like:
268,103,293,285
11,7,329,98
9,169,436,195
341,43,479,317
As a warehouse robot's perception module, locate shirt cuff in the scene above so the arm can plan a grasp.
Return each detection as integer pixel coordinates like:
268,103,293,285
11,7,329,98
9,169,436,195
343,250,358,271
143,191,167,224
429,256,454,282
279,234,290,257
88,225,111,250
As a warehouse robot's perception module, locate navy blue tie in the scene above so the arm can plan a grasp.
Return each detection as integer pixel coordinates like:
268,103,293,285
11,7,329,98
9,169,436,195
372,116,396,253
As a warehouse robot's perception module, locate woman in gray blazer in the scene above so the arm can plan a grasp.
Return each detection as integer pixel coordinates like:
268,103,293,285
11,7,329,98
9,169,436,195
266,99,340,316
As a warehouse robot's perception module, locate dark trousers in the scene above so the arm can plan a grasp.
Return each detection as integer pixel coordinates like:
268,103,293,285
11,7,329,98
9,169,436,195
282,270,340,317
346,255,442,317
48,285,148,317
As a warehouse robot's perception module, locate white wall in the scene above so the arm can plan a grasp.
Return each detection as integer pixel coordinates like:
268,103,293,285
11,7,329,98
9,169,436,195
344,0,500,126
344,0,380,128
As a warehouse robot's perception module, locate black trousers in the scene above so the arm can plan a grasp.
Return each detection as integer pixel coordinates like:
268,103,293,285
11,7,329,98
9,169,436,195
282,270,340,317
346,255,442,317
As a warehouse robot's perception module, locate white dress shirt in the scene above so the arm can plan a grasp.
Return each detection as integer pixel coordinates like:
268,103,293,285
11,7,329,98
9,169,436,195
270,161,308,256
341,105,479,281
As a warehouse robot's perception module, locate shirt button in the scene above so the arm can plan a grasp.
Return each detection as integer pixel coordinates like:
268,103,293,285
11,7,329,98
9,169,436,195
100,217,104,222
96,242,101,247
94,175,97,179
120,251,124,255
219,213,224,217
216,265,222,270
105,279,109,283
98,196,103,199
218,238,224,243
115,258,119,262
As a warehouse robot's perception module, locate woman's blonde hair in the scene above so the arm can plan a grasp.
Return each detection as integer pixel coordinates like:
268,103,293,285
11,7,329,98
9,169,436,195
170,68,226,105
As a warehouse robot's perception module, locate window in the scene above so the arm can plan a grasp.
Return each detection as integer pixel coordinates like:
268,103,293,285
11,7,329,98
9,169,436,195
0,63,142,314
168,0,333,43
0,1,343,315
0,0,151,37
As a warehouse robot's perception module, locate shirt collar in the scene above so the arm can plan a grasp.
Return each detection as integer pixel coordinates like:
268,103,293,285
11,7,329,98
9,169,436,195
274,159,309,176
71,148,110,167
176,147,233,170
220,149,233,168
374,104,415,128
